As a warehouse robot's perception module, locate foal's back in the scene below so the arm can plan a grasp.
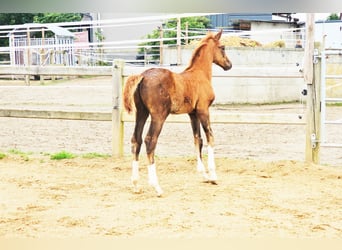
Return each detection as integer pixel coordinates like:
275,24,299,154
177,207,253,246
139,67,199,115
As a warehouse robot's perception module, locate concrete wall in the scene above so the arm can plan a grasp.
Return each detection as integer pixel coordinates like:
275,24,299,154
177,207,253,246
163,47,305,104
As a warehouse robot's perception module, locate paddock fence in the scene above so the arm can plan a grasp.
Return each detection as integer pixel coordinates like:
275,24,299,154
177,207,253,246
0,15,334,164
0,60,310,158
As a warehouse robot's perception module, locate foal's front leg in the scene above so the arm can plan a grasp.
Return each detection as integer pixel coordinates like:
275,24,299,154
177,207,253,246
198,111,218,184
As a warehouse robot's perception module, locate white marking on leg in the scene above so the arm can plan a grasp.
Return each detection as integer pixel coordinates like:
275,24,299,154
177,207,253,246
197,155,209,181
148,163,163,197
131,160,140,193
207,146,217,182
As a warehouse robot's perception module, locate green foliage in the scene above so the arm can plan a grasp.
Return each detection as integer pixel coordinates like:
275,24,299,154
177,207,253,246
8,149,31,161
50,151,76,160
33,13,83,38
0,13,83,46
327,13,340,20
0,13,36,26
0,152,6,160
156,16,211,45
139,16,212,60
0,13,36,47
82,152,110,159
33,13,82,24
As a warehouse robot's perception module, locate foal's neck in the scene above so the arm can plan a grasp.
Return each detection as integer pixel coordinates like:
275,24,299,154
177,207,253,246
184,44,213,79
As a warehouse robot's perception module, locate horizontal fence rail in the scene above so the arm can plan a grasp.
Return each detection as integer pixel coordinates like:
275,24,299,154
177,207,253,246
0,65,303,78
0,65,112,76
0,109,111,121
0,108,305,125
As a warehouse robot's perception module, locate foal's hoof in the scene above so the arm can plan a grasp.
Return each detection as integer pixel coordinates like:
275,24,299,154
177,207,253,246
131,179,142,194
155,187,163,197
133,187,142,194
204,179,218,185
209,180,218,185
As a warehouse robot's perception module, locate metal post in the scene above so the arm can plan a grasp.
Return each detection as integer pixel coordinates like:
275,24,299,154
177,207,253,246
112,59,125,157
159,26,164,66
40,28,45,84
25,27,31,85
320,36,327,145
177,17,182,65
185,21,189,45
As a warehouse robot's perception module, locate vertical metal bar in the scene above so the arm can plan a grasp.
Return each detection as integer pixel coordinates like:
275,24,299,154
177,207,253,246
177,17,182,65
159,26,163,66
320,39,326,145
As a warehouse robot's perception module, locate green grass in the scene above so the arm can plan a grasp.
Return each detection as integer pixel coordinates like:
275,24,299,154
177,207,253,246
327,102,342,107
50,151,76,160
8,149,28,155
7,149,31,161
0,152,6,160
82,152,110,159
2,149,111,161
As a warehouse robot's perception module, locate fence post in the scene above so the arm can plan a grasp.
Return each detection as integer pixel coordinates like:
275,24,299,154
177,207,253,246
24,27,31,85
304,14,321,163
112,59,125,157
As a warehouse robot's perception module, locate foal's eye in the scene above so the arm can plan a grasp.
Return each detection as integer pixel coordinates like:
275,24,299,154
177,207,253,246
219,45,225,51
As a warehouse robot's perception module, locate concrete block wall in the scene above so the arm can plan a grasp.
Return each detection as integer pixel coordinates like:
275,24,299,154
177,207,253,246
163,47,306,104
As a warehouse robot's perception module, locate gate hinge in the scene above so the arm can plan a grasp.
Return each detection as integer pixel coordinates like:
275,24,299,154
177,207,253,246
311,133,319,148
313,49,320,64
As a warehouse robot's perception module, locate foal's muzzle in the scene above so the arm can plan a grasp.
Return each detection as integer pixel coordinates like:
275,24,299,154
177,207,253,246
223,61,232,71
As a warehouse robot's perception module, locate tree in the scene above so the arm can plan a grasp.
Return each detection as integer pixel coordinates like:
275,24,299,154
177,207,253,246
138,16,211,62
0,13,36,47
32,13,83,38
0,13,36,25
0,13,83,45
33,13,82,24
327,13,340,20
0,13,83,61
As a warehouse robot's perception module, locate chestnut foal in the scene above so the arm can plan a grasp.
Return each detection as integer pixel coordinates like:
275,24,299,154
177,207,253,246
123,30,232,196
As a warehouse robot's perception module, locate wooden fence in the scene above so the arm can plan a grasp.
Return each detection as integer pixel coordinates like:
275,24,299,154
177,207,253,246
0,59,313,160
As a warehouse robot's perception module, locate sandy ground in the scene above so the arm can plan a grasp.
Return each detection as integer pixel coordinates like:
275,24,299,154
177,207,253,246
0,76,341,238
0,154,341,238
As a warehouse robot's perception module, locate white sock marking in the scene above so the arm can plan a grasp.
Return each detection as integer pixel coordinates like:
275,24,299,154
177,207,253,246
207,146,217,181
131,160,139,181
148,164,163,196
197,155,209,180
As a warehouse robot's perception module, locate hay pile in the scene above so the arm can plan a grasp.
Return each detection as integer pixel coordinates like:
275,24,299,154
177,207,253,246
220,36,262,47
188,35,285,48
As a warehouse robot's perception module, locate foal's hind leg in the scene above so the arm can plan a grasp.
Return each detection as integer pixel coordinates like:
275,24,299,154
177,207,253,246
144,114,167,197
189,113,209,181
130,106,149,193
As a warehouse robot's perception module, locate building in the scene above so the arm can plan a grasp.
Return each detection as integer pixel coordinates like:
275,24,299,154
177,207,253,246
315,20,342,49
8,23,76,66
207,13,273,28
232,19,304,48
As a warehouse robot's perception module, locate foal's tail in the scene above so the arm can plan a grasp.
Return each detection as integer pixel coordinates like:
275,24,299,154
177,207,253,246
123,74,144,114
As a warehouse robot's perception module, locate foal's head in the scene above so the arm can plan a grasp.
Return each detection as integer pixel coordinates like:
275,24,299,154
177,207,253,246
211,30,232,71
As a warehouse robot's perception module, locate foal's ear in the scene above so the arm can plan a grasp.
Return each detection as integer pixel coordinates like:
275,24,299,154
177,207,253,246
214,29,223,40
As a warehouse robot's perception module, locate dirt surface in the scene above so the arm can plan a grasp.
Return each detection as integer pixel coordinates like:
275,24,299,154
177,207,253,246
0,76,341,238
0,154,341,238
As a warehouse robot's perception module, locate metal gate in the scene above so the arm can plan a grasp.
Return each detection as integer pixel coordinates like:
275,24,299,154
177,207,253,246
320,48,342,149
